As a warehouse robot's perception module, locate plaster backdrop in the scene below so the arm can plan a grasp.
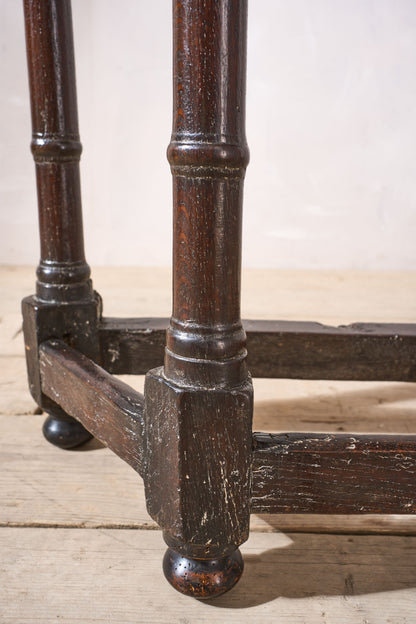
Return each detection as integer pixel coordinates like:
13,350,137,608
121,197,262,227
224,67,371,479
2,0,416,269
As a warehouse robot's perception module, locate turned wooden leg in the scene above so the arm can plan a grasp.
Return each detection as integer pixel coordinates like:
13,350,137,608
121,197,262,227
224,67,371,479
22,0,99,448
144,0,252,598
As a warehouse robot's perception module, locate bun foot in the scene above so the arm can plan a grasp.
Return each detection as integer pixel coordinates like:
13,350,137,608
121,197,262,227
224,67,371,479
42,413,92,449
163,547,244,599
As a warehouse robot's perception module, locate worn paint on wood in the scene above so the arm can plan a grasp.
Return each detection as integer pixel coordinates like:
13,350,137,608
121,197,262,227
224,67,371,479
39,340,145,474
252,432,416,514
99,317,416,381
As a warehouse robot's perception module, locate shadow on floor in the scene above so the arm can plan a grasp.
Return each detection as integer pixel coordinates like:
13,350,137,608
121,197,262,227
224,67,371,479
75,436,106,451
253,381,416,432
208,532,416,608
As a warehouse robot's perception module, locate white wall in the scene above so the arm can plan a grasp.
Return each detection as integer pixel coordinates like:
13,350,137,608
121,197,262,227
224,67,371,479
2,0,416,269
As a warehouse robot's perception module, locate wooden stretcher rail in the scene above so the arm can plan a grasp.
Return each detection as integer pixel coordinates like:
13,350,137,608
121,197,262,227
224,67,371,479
39,340,416,517
39,340,145,475
98,318,416,381
252,432,416,514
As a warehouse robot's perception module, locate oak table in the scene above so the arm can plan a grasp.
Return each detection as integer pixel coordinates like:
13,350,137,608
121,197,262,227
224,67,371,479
21,0,416,599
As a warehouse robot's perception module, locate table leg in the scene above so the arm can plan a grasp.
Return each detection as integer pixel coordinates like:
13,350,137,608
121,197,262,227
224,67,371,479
22,0,98,448
144,0,253,598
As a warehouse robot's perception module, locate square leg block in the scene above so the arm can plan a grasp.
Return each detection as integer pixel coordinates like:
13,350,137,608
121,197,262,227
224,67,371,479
144,367,253,559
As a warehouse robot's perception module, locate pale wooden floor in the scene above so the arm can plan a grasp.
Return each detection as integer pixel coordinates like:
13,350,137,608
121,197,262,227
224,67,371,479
1,266,416,623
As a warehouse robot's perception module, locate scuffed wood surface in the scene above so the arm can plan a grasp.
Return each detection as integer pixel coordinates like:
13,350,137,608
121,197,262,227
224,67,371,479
39,339,145,474
2,412,416,535
252,432,416,514
144,369,253,557
2,266,416,619
245,320,416,381
100,318,416,381
2,267,416,534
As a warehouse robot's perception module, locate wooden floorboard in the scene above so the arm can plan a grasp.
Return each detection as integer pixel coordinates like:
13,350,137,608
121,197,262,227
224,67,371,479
1,528,416,624
1,266,416,621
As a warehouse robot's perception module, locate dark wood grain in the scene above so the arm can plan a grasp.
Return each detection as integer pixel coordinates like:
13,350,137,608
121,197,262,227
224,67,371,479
23,0,100,444
144,1,253,583
99,318,416,381
164,0,250,388
145,368,253,560
245,320,416,381
163,547,244,599
99,317,167,375
252,432,416,514
21,0,416,602
39,340,145,475
23,0,92,303
22,296,101,408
